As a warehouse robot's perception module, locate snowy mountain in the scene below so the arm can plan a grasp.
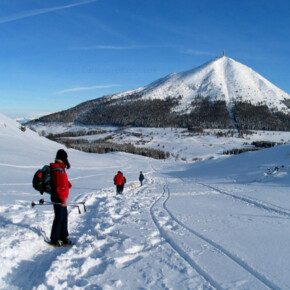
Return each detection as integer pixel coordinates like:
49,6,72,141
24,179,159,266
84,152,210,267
1,112,290,289
113,56,290,113
30,56,290,130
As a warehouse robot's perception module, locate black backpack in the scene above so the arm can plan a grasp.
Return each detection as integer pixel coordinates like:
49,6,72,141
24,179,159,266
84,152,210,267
32,165,63,194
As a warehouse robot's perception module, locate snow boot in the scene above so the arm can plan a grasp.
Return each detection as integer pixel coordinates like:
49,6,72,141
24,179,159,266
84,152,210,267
50,240,64,247
62,238,73,245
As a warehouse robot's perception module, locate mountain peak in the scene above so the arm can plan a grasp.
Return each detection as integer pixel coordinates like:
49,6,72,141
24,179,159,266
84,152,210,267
32,56,290,131
128,56,290,114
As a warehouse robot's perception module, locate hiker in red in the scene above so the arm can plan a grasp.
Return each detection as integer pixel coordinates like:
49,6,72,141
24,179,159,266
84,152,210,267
50,149,72,247
114,171,126,194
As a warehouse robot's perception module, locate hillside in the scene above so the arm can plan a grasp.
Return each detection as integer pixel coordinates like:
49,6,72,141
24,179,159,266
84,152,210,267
30,56,290,130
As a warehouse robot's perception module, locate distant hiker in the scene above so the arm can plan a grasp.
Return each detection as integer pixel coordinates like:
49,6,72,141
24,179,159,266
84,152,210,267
139,171,144,186
50,149,72,247
114,171,126,194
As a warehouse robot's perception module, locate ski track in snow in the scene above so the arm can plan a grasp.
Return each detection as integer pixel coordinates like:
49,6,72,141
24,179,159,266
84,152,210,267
149,179,279,290
200,183,290,218
150,183,219,290
166,184,280,289
148,164,282,289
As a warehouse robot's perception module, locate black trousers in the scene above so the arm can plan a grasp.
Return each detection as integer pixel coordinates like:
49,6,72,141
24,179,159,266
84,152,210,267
50,205,69,242
116,185,123,194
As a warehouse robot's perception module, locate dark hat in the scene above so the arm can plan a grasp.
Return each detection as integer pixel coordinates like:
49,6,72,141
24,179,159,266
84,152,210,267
56,149,70,169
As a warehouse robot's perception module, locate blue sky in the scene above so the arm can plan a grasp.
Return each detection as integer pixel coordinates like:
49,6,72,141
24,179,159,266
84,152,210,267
0,0,289,119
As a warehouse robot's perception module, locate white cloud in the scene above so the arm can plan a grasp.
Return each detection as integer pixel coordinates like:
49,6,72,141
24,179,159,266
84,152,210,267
56,84,120,94
0,0,97,24
71,45,147,51
181,49,214,56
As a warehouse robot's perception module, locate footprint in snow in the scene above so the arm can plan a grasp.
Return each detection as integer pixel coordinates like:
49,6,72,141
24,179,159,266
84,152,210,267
125,245,144,254
114,254,142,269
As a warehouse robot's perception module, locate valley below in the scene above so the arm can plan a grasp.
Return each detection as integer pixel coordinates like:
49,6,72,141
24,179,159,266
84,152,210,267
29,122,290,162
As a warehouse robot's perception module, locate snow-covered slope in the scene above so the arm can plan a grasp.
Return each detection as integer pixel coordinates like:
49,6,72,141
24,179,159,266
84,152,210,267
1,113,290,289
112,56,290,113
0,113,62,165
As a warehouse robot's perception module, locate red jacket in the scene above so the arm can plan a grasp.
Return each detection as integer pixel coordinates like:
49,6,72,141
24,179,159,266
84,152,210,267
114,173,125,186
50,162,72,204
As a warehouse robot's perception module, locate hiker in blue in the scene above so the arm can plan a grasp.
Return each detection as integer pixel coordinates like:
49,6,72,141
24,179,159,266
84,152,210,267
139,171,144,186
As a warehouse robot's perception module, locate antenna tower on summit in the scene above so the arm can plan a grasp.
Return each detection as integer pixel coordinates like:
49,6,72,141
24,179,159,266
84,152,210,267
223,50,226,56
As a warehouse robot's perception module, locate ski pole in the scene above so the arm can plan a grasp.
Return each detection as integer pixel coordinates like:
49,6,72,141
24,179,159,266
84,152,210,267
37,199,85,213
31,199,55,207
38,198,83,208
31,199,82,214
70,204,81,214
74,201,87,212
66,201,86,213
57,200,86,212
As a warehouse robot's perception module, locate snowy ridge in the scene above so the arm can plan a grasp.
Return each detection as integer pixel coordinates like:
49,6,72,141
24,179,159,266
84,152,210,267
0,112,24,135
0,112,63,165
111,56,290,113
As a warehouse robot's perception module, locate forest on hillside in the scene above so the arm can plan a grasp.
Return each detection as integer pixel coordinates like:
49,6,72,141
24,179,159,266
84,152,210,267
30,94,290,131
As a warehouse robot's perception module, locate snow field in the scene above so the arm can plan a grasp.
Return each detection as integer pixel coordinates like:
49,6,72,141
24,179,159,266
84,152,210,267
1,113,290,289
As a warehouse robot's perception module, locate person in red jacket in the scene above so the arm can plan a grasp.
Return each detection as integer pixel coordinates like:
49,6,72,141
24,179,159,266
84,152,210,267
50,149,72,247
114,171,126,195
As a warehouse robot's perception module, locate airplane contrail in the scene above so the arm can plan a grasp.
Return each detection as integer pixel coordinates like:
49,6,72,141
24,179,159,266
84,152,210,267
0,0,97,24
